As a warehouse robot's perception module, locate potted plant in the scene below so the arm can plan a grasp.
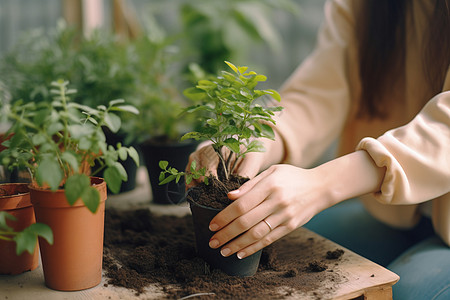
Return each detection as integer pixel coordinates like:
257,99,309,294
0,22,140,192
0,183,53,275
159,61,282,276
0,79,139,290
122,31,200,204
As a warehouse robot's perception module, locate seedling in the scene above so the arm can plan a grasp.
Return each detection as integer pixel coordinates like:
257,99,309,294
159,61,282,185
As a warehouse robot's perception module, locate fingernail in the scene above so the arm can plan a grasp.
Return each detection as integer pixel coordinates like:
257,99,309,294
220,248,231,257
237,251,245,259
209,223,219,231
228,190,239,196
209,239,219,248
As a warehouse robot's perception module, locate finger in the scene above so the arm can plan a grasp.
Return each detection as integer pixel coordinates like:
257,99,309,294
235,225,293,259
226,167,275,201
218,220,273,257
220,201,319,257
209,193,278,248
209,169,275,231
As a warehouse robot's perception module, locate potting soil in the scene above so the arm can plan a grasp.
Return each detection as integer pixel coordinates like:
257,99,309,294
103,208,346,299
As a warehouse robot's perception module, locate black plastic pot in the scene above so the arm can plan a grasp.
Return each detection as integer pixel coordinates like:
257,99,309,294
189,198,262,276
92,128,139,194
140,137,199,204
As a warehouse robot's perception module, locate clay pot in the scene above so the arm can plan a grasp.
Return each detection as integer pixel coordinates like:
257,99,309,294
29,177,107,291
189,199,262,276
140,137,198,204
0,183,39,275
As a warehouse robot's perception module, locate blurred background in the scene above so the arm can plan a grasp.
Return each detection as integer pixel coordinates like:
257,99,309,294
0,0,327,89
0,0,330,190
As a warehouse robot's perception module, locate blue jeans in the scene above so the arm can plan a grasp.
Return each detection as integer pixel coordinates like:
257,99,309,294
303,199,450,300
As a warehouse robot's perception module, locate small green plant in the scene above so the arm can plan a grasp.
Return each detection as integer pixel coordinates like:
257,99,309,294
159,160,208,186
158,61,282,185
0,211,53,255
0,79,139,213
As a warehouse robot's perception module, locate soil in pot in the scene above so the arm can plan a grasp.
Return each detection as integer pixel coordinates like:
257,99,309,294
103,209,346,299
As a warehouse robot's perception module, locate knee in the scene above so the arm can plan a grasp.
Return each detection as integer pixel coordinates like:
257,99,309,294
389,237,450,300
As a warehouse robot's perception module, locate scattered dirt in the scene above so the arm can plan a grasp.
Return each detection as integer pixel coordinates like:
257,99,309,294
103,208,346,299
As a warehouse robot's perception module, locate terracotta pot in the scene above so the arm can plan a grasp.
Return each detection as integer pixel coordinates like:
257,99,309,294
140,137,199,204
29,177,107,291
0,183,39,275
189,198,262,276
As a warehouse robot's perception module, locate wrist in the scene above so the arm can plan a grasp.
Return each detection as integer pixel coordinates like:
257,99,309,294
313,150,386,207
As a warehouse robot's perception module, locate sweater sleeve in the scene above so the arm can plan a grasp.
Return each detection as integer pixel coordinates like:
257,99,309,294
273,0,358,167
357,91,450,205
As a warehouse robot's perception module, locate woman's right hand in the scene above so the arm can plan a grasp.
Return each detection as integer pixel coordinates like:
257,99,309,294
185,140,274,189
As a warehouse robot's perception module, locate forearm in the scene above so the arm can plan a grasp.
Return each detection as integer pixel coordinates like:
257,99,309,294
314,150,386,210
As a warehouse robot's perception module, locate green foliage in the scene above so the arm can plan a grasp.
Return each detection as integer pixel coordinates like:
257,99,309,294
0,80,139,213
159,61,282,185
158,160,208,186
0,20,198,145
179,0,301,74
181,61,282,180
0,211,53,255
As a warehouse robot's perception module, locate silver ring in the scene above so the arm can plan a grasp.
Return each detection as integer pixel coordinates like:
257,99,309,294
263,219,273,231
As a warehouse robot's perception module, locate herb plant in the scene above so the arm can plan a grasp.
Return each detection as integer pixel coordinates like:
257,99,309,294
0,79,139,213
0,211,53,255
159,61,282,184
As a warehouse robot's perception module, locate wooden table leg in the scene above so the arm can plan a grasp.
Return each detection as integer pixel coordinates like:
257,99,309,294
364,286,393,300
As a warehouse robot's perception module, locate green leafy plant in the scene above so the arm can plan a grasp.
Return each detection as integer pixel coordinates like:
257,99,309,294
179,0,301,74
0,79,139,213
0,211,53,255
159,160,208,186
159,61,282,184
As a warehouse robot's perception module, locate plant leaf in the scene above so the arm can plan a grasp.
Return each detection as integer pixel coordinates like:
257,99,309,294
65,174,90,205
81,186,100,213
61,151,79,172
104,112,121,133
36,158,63,190
127,147,140,166
104,166,122,194
0,211,16,231
14,223,53,255
223,138,240,153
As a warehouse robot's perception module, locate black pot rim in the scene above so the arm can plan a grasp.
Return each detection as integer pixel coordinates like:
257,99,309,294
186,187,223,212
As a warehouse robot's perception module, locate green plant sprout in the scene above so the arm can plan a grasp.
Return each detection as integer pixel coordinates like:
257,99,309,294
158,160,208,186
0,79,140,213
159,61,282,185
0,211,53,255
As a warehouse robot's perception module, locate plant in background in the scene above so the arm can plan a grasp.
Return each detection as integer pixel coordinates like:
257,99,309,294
0,79,139,213
0,211,53,255
159,61,282,184
121,29,195,144
179,0,301,74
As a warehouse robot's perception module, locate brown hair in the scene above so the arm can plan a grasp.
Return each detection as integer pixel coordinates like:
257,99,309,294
356,0,450,119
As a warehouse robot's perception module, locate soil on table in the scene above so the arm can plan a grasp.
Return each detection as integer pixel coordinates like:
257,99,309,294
103,208,346,299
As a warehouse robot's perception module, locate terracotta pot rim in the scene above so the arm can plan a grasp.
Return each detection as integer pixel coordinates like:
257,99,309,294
29,177,107,209
0,183,31,210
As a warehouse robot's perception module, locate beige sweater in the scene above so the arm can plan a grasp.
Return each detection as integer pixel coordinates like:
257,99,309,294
275,0,450,245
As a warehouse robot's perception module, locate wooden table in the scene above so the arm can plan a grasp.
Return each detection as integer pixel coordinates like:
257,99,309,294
0,167,399,299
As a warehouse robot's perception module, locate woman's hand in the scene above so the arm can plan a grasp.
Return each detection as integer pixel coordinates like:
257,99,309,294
185,137,283,189
207,151,386,259
207,164,327,259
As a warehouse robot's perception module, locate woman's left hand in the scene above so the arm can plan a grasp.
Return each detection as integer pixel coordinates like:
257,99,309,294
207,150,386,259
207,164,330,259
